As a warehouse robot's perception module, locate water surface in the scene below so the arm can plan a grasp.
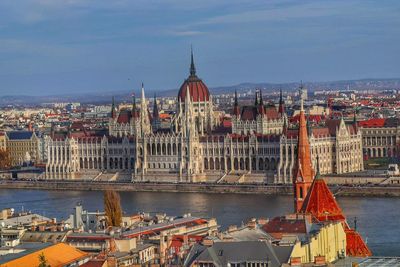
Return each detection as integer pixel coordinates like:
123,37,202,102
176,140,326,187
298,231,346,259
0,189,398,256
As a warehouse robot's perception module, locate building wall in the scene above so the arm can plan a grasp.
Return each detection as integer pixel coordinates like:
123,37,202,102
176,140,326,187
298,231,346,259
361,127,399,158
232,115,284,135
277,121,363,184
6,133,41,166
290,221,346,264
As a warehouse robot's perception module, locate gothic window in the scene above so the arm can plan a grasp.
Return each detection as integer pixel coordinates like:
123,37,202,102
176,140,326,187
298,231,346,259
167,143,172,155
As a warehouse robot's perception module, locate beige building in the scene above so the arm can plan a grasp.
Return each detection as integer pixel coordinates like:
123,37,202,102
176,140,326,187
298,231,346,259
5,131,41,166
359,118,400,158
277,118,364,183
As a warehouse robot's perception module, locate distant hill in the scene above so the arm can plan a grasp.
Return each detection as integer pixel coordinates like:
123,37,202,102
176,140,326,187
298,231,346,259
1,78,400,106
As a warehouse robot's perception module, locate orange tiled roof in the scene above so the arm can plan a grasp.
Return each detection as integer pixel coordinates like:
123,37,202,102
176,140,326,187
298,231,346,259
0,243,88,267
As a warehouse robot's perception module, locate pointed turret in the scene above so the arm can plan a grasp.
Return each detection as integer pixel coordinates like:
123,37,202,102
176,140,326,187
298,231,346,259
131,93,139,118
293,93,314,212
233,90,240,116
139,83,151,135
278,88,285,114
111,96,117,119
258,90,265,115
152,93,160,132
254,90,259,106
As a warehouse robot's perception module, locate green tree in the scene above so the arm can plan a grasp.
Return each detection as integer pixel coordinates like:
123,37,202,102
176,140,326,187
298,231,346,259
38,252,50,267
104,190,122,227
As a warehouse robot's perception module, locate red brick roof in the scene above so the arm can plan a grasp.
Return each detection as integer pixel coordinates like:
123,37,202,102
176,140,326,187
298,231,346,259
265,106,280,119
117,109,132,124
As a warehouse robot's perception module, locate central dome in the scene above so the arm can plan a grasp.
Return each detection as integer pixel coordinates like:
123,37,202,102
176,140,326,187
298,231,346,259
177,50,210,102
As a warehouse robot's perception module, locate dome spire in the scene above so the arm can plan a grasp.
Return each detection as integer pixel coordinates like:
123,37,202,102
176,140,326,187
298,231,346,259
190,45,196,77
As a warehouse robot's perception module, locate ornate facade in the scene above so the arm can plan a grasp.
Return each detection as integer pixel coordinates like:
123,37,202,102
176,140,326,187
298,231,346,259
45,53,364,183
358,118,400,159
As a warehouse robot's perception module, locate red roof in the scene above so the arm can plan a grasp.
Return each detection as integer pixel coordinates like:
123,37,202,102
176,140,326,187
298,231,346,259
300,177,346,222
300,176,372,257
159,113,170,119
262,216,307,239
358,118,386,128
345,228,372,257
81,259,106,267
117,109,131,124
178,77,210,102
241,106,258,120
265,106,280,119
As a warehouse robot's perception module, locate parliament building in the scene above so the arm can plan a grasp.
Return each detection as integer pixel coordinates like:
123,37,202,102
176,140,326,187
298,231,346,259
45,53,364,183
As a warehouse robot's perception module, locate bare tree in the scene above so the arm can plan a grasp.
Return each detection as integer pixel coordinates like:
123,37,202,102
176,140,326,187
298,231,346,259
104,190,122,227
0,149,12,170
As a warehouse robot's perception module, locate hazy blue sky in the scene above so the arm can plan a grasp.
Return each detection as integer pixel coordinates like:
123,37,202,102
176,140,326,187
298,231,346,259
0,0,399,96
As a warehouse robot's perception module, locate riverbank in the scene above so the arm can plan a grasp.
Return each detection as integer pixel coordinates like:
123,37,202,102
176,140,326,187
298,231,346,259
1,180,400,197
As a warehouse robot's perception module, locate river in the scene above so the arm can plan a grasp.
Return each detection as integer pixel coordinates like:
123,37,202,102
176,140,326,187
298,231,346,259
0,189,398,256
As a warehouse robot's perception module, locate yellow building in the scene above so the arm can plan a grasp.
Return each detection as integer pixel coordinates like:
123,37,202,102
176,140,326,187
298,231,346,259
289,221,346,264
5,131,41,166
0,243,89,267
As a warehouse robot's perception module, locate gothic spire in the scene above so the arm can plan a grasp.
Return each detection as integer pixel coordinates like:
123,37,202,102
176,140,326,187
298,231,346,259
233,90,240,116
278,88,285,114
296,105,313,182
258,90,265,115
293,88,315,212
111,96,116,119
234,90,238,106
190,45,196,77
153,93,159,119
254,90,259,106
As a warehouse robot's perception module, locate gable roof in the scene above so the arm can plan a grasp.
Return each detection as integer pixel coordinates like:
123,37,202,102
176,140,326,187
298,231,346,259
299,177,346,222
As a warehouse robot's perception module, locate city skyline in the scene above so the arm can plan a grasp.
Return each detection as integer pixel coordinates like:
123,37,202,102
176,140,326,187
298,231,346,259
0,0,400,96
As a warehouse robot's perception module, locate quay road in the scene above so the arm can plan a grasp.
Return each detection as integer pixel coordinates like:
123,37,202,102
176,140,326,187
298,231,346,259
1,179,400,197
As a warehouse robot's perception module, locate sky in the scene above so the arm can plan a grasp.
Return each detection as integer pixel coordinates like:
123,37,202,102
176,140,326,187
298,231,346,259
0,0,399,96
